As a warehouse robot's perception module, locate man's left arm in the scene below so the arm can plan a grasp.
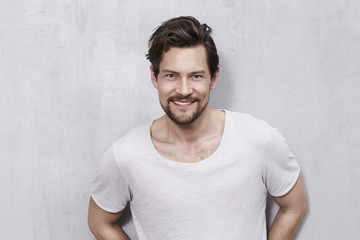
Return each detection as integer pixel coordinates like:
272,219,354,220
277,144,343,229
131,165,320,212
268,174,308,240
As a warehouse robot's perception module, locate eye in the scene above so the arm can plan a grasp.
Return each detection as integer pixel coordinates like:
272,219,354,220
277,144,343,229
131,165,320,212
192,75,203,80
166,74,176,80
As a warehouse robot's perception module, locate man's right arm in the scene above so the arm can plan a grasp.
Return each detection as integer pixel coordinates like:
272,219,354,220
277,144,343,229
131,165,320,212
88,197,130,240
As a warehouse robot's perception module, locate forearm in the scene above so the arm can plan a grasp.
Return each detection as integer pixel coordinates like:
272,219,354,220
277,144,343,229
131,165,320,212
268,206,307,240
90,222,129,240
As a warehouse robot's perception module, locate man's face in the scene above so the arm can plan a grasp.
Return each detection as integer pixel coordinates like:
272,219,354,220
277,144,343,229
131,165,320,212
151,45,218,125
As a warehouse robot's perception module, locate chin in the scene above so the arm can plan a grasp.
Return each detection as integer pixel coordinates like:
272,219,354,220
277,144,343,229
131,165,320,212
171,114,198,125
164,104,207,125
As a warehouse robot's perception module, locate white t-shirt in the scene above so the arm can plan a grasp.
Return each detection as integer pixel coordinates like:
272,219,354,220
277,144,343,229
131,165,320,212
91,111,300,240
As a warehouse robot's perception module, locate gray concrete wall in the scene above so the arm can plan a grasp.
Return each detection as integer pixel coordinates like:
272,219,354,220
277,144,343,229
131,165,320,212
1,0,359,239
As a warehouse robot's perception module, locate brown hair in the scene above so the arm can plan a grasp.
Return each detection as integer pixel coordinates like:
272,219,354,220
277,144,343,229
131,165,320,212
146,16,219,79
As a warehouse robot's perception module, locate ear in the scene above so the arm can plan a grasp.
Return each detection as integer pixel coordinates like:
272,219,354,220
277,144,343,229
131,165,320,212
210,66,220,90
150,65,158,89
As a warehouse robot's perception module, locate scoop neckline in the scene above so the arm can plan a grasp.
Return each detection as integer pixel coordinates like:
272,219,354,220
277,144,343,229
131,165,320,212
147,110,230,167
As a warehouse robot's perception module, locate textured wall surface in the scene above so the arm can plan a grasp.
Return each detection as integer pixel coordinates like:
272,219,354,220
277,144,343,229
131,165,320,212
1,0,359,239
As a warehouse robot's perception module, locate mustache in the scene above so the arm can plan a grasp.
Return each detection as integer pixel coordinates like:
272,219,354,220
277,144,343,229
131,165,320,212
167,96,200,103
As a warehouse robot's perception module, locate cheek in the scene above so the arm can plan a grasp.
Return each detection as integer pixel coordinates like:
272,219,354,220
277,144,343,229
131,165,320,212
197,85,211,95
158,84,179,98
158,88,170,96
158,82,175,92
157,88,172,102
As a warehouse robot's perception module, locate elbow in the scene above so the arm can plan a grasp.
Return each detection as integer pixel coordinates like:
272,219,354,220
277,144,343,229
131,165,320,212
88,217,97,237
88,211,103,238
298,198,309,220
88,218,105,240
302,200,309,216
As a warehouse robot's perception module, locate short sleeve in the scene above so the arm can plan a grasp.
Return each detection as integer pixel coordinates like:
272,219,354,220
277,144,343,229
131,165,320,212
263,129,300,197
91,146,130,213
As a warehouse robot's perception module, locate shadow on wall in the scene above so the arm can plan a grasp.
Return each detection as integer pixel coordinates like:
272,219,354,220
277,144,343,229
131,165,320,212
118,204,138,239
209,54,235,110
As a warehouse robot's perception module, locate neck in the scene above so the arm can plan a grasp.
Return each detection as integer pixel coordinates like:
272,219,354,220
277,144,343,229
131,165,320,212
162,107,221,144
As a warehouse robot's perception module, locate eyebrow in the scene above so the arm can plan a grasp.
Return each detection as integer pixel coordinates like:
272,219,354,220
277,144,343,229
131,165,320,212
190,70,206,75
162,69,207,75
162,69,178,74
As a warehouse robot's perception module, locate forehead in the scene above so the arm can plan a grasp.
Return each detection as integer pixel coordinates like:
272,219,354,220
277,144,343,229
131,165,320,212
159,45,209,73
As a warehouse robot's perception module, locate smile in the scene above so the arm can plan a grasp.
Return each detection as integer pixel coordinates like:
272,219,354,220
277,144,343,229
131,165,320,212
173,101,193,106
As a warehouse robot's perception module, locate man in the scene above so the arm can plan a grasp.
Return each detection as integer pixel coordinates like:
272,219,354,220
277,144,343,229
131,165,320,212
88,16,308,240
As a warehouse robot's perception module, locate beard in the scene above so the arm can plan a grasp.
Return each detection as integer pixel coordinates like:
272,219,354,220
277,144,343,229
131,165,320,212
160,95,209,125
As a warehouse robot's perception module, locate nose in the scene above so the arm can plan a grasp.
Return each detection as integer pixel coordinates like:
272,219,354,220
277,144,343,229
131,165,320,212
176,78,193,96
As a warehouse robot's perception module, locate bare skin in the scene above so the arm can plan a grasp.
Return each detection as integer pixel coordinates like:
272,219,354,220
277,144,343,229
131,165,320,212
88,197,129,240
151,107,225,163
268,175,308,240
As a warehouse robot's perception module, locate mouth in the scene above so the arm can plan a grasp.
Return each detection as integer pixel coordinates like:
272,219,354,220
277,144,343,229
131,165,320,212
173,101,193,106
169,97,198,109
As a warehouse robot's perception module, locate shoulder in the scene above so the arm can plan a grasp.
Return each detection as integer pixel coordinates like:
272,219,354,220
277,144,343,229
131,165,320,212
222,110,278,151
225,110,273,134
108,123,152,162
114,123,149,145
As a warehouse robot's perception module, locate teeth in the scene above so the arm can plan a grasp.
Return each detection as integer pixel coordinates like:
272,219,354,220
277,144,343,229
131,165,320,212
174,101,191,106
